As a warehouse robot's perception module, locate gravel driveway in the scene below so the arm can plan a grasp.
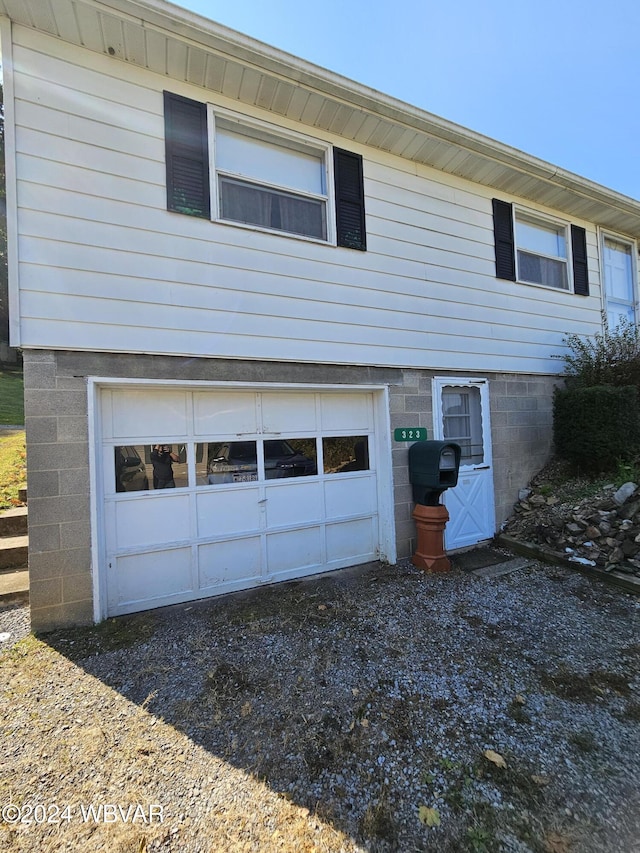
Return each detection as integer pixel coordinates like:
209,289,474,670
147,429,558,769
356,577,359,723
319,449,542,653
1,558,639,852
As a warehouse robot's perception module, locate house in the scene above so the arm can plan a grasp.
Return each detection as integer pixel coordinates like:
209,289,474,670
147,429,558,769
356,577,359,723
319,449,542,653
2,0,639,632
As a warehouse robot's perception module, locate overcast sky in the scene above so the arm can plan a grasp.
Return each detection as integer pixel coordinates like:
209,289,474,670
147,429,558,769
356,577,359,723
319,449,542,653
173,0,640,202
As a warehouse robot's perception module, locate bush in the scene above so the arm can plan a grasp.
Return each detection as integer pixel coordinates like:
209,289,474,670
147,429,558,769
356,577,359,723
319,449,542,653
553,385,640,474
557,315,640,389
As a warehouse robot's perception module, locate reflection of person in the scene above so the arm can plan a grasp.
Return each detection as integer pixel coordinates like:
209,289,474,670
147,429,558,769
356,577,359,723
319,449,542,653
114,447,126,492
150,444,179,489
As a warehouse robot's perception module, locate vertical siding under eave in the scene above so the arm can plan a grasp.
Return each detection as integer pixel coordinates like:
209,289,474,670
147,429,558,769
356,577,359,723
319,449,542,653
13,25,603,373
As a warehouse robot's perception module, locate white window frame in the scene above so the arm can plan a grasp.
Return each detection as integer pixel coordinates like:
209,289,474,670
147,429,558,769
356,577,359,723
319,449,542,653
514,207,572,291
600,230,638,327
207,106,336,244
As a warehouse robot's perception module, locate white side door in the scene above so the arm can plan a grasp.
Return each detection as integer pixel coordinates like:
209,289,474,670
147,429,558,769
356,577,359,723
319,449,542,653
433,378,495,550
602,234,637,327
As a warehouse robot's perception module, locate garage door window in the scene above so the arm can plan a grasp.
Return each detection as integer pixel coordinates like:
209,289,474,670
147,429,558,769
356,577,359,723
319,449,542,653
114,444,188,492
196,438,318,486
323,436,369,473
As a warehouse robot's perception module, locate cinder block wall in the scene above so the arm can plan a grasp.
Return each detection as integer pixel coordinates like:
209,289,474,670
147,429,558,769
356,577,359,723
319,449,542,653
23,351,560,630
24,351,93,631
385,370,560,557
490,374,562,527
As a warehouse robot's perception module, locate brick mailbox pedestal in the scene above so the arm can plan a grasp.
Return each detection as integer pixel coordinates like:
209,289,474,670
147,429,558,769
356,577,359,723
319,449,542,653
412,503,451,572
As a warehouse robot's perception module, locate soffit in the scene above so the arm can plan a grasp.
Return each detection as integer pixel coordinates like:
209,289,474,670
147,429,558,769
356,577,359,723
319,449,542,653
4,0,640,239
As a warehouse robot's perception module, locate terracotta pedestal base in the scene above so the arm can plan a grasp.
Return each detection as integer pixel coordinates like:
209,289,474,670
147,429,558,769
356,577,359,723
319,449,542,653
412,503,451,572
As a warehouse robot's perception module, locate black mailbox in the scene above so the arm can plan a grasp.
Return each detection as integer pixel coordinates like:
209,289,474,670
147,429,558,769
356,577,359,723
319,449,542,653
408,440,461,506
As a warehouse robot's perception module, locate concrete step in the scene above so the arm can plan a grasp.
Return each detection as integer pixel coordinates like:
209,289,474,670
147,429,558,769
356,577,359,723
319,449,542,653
0,567,29,605
0,534,28,571
0,506,28,537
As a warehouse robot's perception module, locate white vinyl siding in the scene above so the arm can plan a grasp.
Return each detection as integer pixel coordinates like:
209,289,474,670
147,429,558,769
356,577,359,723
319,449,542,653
11,25,605,374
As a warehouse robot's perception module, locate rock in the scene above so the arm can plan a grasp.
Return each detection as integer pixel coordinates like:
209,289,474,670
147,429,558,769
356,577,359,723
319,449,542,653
619,500,640,520
597,511,614,519
529,495,548,506
568,556,596,566
613,482,637,506
503,463,640,573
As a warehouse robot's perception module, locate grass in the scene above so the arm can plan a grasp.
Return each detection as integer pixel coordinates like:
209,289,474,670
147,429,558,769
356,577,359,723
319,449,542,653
0,429,26,509
0,367,26,509
0,366,24,425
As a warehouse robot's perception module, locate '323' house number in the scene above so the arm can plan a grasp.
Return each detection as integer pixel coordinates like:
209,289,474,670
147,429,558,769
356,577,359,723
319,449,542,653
394,427,427,441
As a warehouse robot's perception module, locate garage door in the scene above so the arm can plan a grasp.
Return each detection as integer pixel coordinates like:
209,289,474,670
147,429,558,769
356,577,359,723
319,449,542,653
100,387,384,616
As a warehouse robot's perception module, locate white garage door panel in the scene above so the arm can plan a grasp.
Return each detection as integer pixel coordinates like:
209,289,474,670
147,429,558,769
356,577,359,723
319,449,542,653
109,389,189,439
261,393,318,433
266,526,323,574
326,518,376,562
101,387,387,617
199,537,262,587
321,393,372,431
112,548,193,607
115,495,191,549
324,476,376,519
193,392,258,436
265,481,323,526
196,487,261,537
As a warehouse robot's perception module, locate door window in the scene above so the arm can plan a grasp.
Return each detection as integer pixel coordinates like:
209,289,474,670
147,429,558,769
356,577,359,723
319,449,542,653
603,235,636,327
441,387,484,464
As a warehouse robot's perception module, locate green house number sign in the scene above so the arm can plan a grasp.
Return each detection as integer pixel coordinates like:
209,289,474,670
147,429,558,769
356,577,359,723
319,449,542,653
394,427,428,441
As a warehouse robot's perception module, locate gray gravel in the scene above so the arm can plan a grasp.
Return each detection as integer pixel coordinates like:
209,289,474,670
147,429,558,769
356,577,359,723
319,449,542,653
1,559,639,852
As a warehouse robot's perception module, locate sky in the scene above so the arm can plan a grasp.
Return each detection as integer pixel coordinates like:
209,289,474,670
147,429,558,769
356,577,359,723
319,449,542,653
171,0,640,202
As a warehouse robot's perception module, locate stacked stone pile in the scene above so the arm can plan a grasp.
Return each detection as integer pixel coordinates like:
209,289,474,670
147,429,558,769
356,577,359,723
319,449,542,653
503,477,640,578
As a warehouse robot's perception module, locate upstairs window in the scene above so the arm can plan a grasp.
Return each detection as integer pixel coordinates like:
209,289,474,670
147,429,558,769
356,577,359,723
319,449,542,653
215,120,328,240
164,92,367,250
515,212,568,290
492,199,589,296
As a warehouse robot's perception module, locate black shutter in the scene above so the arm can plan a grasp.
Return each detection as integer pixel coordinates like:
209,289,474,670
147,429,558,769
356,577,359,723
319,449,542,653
492,199,516,281
333,148,366,250
571,225,589,296
164,91,210,218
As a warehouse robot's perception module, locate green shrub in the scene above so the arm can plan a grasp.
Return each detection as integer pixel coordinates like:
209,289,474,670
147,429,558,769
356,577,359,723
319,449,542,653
556,315,640,389
553,385,640,474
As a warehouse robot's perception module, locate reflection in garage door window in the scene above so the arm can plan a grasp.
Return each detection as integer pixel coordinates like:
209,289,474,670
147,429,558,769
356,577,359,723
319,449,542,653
322,436,369,473
263,439,317,479
196,439,318,485
204,441,259,485
114,444,188,493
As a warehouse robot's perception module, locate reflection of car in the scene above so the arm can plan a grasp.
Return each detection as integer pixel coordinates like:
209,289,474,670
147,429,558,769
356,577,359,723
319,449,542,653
207,440,317,484
115,446,149,492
